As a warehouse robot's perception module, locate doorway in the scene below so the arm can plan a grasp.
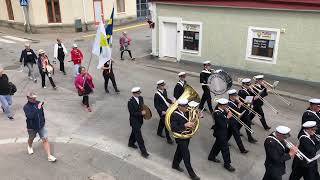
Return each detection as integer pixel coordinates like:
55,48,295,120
163,22,177,58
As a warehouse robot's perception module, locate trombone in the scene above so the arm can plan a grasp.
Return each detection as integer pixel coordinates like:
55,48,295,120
249,85,279,114
258,79,291,106
236,96,262,119
228,107,254,134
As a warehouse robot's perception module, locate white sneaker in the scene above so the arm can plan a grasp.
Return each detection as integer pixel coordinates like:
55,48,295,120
29,76,33,80
27,146,34,155
48,155,57,162
43,86,47,89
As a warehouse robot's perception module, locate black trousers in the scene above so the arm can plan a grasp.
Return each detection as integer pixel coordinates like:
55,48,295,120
173,138,196,177
239,113,254,139
289,166,320,180
263,169,282,180
199,86,213,113
227,120,246,152
128,125,147,154
103,73,118,91
57,55,65,72
208,135,231,165
41,72,56,88
121,49,133,59
82,95,89,107
250,105,269,129
157,116,172,141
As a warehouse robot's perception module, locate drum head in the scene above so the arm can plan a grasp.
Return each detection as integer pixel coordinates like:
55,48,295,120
143,105,152,120
208,70,233,95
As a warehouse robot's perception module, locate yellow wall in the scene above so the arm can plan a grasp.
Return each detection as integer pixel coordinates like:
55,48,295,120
0,0,25,23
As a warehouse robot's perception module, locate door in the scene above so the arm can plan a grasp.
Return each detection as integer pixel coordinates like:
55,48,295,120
93,0,104,24
164,22,177,58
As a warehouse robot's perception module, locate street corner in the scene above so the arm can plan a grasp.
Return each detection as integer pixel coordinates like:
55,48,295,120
0,142,160,180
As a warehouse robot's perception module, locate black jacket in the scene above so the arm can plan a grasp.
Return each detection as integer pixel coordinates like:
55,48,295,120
252,84,268,107
264,133,291,176
301,109,320,134
103,60,113,75
173,80,185,99
0,74,10,95
154,89,172,117
213,108,229,137
128,96,144,128
23,101,45,130
170,110,188,135
20,49,37,66
292,130,320,168
200,69,211,89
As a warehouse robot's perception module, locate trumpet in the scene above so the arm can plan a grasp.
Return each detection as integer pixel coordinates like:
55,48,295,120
259,80,291,106
249,85,279,114
284,139,311,162
228,107,254,134
236,96,262,119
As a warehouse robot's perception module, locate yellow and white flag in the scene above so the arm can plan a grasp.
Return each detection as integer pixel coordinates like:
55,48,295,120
92,21,111,69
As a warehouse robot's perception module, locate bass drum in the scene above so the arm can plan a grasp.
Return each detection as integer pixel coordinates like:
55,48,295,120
142,104,152,120
208,69,232,95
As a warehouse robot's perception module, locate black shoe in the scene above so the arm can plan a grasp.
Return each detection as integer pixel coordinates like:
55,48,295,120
251,122,255,125
141,152,149,158
105,89,110,93
172,166,184,172
203,108,207,112
63,72,66,75
248,137,258,144
167,139,174,144
264,126,271,130
157,133,165,138
128,144,138,149
224,164,236,172
115,89,120,93
239,133,244,137
121,58,124,60
8,116,14,121
190,175,200,180
1,106,4,112
208,157,221,163
240,149,249,154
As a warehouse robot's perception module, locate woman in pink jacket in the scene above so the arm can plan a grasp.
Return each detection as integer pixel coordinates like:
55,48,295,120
119,31,135,61
74,66,94,112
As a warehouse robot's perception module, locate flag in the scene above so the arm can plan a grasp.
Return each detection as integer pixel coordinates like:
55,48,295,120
92,21,111,69
105,7,114,44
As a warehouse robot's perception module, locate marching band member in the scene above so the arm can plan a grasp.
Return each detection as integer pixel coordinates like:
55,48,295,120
171,98,200,180
198,61,213,114
227,89,249,154
127,87,149,158
238,78,258,143
251,75,271,130
301,99,320,134
208,98,236,172
263,126,298,180
154,80,173,144
174,72,186,100
289,121,320,180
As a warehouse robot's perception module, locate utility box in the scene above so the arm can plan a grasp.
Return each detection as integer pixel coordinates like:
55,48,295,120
75,18,83,32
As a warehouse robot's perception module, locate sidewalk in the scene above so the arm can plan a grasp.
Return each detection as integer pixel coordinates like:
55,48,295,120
137,55,320,101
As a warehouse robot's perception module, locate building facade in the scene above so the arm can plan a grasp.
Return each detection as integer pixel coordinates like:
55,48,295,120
149,0,320,82
0,0,138,33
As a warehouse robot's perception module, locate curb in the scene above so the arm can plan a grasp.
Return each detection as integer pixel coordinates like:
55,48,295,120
144,64,313,102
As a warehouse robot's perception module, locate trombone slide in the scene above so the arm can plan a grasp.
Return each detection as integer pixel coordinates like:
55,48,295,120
228,107,254,134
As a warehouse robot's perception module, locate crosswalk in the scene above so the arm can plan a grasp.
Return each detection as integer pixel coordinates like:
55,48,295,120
0,35,30,44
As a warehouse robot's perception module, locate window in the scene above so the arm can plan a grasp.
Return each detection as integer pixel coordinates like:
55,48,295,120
46,0,62,23
117,0,125,13
246,27,280,64
181,22,202,55
136,0,149,18
5,0,14,20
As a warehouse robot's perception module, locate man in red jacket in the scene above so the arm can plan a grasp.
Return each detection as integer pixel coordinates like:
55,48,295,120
70,44,83,77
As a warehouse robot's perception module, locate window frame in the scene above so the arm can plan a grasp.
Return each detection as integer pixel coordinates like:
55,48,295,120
117,0,126,13
45,0,62,23
245,26,280,64
180,21,203,56
93,0,104,24
5,0,14,21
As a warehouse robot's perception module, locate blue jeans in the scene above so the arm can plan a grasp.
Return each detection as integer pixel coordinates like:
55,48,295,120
0,95,12,117
74,64,81,77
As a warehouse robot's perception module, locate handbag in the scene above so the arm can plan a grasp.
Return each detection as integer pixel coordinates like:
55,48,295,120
8,82,17,95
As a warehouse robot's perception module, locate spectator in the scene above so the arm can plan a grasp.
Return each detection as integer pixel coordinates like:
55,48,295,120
19,43,37,83
23,92,56,162
70,44,83,77
0,67,14,120
54,38,68,75
75,66,94,112
37,49,57,89
120,32,135,61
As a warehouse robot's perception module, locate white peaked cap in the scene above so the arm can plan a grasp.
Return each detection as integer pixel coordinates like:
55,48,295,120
157,80,165,85
73,44,78,47
178,72,186,76
302,121,317,128
242,78,251,83
177,98,189,105
217,98,228,105
131,87,141,93
188,101,199,108
254,75,264,79
203,61,211,64
309,98,320,104
227,89,237,95
276,126,291,134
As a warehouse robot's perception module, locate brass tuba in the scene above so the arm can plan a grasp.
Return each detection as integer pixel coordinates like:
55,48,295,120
165,84,201,139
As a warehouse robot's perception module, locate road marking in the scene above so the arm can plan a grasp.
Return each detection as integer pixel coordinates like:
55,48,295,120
0,38,16,44
82,23,148,38
2,35,29,42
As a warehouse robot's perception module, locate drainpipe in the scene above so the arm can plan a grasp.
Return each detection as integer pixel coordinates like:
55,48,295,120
82,0,88,31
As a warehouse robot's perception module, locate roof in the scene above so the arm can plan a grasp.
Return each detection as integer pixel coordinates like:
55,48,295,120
150,0,320,11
